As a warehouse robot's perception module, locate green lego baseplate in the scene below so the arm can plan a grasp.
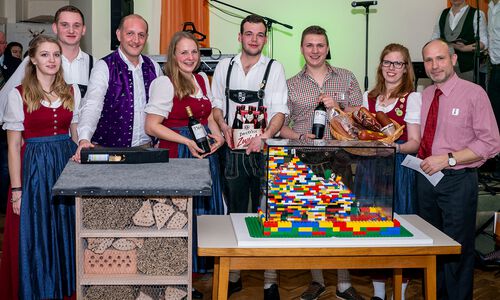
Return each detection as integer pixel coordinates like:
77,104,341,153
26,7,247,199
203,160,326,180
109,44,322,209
245,217,413,238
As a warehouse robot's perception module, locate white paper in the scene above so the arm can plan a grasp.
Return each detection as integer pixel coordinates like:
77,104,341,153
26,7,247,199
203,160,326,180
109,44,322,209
401,155,444,186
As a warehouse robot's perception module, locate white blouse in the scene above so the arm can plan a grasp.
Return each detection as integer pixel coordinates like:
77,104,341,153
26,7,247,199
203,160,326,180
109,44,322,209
145,72,214,119
362,91,422,125
2,83,81,131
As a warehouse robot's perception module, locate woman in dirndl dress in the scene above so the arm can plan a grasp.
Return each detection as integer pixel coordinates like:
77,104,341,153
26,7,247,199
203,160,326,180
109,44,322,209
2,35,80,300
144,31,225,276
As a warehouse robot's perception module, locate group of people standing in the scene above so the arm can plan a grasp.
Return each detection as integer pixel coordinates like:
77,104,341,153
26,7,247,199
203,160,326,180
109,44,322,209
0,2,499,300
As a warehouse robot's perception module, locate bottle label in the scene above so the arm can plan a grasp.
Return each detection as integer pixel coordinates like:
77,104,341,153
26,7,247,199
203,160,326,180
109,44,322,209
313,110,327,125
87,154,109,162
191,124,207,139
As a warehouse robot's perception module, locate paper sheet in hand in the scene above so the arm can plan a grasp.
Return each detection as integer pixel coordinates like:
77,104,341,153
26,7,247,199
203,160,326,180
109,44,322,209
401,155,444,186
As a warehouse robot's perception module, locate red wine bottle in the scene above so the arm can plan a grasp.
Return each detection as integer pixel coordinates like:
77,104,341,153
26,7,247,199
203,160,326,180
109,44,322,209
186,106,210,154
312,101,326,139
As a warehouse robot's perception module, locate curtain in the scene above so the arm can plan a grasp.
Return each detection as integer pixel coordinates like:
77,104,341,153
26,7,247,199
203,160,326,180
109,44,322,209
160,0,210,54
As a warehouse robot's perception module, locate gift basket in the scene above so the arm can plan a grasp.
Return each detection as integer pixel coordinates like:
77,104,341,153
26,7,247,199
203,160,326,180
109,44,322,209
330,108,404,155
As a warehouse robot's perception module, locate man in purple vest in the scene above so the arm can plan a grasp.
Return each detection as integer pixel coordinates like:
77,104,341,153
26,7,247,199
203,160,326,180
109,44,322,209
75,14,161,158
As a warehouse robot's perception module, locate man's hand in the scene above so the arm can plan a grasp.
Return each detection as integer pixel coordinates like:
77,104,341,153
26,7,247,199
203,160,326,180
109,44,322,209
220,123,234,149
451,41,468,52
320,93,340,110
245,135,264,155
420,154,449,176
73,139,94,163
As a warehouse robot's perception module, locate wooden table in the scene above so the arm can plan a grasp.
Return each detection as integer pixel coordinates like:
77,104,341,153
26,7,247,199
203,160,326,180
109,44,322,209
197,215,461,300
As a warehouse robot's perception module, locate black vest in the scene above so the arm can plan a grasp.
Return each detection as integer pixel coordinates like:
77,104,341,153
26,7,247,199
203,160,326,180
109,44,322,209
439,7,476,72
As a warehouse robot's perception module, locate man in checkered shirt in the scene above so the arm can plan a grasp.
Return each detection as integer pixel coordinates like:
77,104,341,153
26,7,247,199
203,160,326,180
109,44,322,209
280,25,362,141
279,25,365,300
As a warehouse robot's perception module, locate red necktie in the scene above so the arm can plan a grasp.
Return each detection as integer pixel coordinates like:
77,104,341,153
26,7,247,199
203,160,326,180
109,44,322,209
418,88,443,159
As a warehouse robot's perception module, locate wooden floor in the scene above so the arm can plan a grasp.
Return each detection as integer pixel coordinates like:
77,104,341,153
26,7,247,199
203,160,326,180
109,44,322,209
193,268,500,300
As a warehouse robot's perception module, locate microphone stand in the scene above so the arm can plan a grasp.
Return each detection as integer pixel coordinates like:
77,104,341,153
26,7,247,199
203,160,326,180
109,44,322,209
353,4,376,91
210,0,293,58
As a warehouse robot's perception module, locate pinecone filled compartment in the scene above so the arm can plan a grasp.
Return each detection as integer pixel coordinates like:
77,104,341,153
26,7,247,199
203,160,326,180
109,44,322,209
82,284,189,300
80,196,190,232
76,196,192,294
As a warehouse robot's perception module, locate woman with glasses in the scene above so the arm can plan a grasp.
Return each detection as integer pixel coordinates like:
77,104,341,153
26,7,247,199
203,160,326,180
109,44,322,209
363,43,422,300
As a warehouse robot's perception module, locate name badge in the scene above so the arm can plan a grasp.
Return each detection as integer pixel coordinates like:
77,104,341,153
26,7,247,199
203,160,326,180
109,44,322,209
452,108,460,116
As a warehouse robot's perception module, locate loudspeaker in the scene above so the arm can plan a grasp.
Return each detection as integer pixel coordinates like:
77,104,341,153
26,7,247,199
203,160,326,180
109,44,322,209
110,0,134,50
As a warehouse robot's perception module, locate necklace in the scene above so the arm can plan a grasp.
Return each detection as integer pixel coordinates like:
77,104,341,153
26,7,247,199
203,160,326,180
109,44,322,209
378,95,396,107
42,89,55,95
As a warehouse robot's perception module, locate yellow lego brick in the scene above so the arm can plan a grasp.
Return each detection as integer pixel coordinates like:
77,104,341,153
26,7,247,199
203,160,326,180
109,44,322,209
333,227,340,232
318,221,332,228
298,227,313,232
271,227,278,232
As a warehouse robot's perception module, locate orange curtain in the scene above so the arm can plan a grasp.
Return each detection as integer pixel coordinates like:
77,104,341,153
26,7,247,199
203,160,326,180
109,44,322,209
160,0,210,54
448,0,489,13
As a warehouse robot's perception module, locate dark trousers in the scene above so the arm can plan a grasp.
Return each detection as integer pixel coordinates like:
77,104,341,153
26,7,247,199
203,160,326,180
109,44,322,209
0,129,9,214
416,169,478,300
221,147,264,213
488,64,500,127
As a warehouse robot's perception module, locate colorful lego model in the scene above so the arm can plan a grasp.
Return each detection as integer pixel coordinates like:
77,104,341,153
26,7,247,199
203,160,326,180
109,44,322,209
252,146,404,238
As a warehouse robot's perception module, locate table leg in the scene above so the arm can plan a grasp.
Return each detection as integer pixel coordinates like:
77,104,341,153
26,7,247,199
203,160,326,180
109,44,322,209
212,257,220,300
217,257,230,300
424,256,437,300
393,268,402,300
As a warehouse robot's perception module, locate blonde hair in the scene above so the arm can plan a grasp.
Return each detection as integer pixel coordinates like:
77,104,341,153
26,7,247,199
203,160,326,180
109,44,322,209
22,35,73,113
164,31,200,99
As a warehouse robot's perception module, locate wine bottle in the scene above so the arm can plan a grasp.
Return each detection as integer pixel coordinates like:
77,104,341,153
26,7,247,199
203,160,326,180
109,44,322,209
312,101,327,139
186,106,210,154
232,105,243,129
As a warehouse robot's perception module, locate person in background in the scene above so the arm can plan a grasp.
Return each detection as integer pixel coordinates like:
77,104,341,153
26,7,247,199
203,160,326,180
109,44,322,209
0,6,90,300
6,41,23,59
362,43,421,300
144,31,224,299
279,25,364,300
211,14,289,300
2,35,81,300
0,38,22,216
0,5,93,122
431,0,488,82
488,0,500,178
0,31,13,216
75,14,161,159
418,39,500,300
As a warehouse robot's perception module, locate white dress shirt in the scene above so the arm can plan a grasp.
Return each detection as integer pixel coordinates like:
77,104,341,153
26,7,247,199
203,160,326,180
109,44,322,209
0,49,91,124
2,83,81,131
489,1,500,64
431,5,488,49
145,72,213,118
77,48,162,146
362,91,422,125
211,53,289,127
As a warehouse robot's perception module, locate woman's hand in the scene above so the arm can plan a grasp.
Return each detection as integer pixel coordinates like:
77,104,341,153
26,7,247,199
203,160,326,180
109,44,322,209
11,190,22,215
185,139,205,159
207,134,225,155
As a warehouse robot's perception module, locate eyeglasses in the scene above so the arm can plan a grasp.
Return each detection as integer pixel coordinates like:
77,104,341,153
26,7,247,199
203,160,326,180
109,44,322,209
381,60,406,69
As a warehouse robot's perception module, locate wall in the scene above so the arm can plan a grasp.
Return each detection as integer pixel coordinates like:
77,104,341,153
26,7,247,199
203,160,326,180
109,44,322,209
209,0,444,87
89,0,161,60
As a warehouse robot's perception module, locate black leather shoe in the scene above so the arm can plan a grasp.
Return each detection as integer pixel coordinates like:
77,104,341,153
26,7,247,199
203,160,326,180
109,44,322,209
264,284,280,300
228,278,242,298
192,288,203,299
